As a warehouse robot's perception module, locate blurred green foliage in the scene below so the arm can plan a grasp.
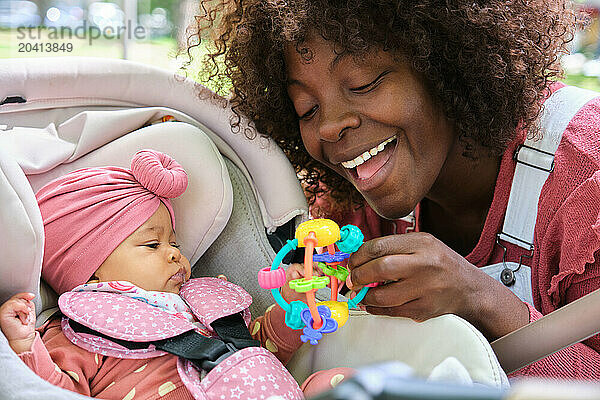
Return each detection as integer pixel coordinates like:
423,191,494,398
3,25,600,95
562,73,600,92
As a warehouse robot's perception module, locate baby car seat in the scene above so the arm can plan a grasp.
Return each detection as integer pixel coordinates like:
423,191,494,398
0,56,308,399
0,57,509,400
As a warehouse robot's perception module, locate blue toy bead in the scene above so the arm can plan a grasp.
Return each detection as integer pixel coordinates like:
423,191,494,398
299,305,338,345
337,225,364,253
285,301,308,330
313,251,350,263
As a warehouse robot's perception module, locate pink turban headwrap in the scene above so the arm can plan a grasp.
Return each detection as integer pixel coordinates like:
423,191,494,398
37,150,188,295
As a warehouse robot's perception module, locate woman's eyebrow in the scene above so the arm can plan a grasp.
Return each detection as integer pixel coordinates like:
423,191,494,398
287,54,350,88
329,53,348,72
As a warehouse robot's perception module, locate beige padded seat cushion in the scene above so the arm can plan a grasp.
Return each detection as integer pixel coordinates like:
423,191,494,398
287,309,509,388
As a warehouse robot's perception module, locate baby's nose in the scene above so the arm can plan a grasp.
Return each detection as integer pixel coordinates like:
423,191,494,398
168,247,181,262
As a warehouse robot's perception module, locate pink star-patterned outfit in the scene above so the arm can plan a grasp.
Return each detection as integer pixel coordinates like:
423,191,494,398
18,278,354,399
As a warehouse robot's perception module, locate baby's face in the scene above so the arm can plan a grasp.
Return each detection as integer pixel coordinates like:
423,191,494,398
94,203,191,293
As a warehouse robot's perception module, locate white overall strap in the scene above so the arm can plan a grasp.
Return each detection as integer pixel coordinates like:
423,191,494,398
492,86,600,374
499,86,600,249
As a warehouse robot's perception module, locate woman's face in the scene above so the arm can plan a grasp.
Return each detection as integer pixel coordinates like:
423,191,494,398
285,37,457,219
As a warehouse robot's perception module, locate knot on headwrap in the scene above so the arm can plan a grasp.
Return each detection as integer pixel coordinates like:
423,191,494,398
131,150,187,198
37,149,188,295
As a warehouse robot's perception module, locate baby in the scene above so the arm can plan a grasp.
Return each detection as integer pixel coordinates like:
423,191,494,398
0,150,351,400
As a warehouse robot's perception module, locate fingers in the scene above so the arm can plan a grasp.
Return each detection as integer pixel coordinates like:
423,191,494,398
286,263,324,281
350,254,426,286
13,292,36,301
357,280,423,309
11,300,31,318
348,232,434,269
2,297,34,325
286,263,304,281
365,299,430,322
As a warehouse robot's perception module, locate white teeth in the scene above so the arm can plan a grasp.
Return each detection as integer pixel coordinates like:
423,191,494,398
341,137,395,169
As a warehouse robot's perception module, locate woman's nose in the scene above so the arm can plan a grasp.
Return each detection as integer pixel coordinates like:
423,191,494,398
318,106,360,142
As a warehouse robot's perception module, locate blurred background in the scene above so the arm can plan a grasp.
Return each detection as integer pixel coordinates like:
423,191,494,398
0,0,198,71
2,0,600,90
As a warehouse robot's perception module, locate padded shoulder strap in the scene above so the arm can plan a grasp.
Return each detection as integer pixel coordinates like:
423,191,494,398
59,291,194,341
68,309,260,372
180,278,252,331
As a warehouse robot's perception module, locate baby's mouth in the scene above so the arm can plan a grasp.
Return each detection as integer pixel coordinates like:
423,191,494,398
341,136,397,181
169,268,186,284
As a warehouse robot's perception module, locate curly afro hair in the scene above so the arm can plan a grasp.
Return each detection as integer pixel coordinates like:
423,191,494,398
186,0,580,214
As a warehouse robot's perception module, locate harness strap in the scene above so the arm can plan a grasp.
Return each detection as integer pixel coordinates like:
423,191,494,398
69,320,153,350
211,313,262,349
70,312,260,372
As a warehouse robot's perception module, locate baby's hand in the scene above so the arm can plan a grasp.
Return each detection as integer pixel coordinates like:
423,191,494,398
0,293,36,354
280,263,325,303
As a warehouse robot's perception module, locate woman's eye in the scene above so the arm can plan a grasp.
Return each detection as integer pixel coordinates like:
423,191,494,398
350,71,389,94
298,105,318,120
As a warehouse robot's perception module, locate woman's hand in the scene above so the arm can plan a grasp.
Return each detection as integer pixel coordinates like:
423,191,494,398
0,292,37,353
348,232,529,340
280,263,325,303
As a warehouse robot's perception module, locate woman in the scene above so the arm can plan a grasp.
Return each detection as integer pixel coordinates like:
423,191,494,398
189,0,600,379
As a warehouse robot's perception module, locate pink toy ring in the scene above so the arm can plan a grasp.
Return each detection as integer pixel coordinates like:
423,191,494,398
258,267,286,289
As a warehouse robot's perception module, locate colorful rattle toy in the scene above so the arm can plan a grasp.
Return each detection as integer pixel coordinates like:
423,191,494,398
258,219,370,345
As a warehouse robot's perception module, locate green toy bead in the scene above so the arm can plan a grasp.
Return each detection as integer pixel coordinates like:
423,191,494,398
317,262,350,282
289,276,330,293
337,224,364,253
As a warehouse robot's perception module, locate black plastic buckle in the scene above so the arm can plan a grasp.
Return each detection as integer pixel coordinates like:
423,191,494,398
201,342,238,371
0,96,26,106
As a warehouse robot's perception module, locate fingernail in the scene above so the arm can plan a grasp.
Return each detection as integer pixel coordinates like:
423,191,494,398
346,276,353,289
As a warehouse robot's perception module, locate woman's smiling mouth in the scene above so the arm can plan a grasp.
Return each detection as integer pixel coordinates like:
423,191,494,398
340,136,398,187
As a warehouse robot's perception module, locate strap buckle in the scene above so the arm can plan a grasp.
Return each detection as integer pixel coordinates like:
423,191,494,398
513,144,555,173
200,342,238,371
495,234,534,287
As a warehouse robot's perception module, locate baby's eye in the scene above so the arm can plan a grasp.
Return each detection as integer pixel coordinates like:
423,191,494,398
144,243,160,249
170,243,181,249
